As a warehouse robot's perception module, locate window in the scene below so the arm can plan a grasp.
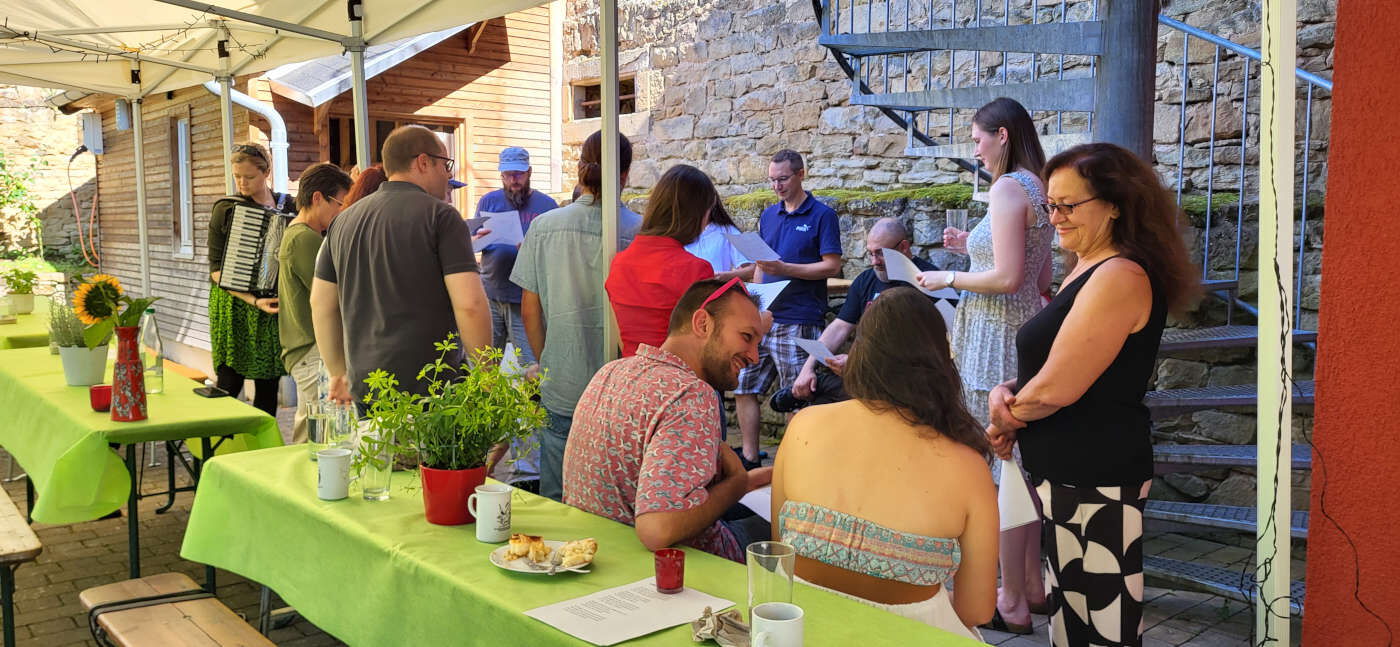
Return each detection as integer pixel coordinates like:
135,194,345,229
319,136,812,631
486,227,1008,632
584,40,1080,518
573,78,637,119
170,114,194,257
326,118,461,205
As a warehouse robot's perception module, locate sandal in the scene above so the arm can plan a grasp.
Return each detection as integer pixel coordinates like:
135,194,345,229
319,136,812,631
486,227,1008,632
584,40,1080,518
979,608,1033,635
1028,599,1054,615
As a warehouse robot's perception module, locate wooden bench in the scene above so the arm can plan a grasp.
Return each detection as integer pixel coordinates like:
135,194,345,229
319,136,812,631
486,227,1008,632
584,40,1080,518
163,359,209,384
80,573,273,646
0,490,41,647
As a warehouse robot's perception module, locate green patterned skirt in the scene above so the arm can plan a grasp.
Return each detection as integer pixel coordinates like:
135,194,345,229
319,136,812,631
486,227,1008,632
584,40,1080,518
208,285,284,380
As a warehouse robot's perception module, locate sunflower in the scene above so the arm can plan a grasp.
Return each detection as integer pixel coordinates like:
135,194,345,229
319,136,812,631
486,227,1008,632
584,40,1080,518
72,275,123,325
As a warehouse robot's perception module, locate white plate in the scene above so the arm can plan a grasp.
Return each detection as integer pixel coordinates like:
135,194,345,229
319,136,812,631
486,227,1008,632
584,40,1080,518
489,540,592,574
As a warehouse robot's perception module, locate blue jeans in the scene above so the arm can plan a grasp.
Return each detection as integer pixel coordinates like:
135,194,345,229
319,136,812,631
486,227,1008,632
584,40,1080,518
720,511,771,555
490,299,536,364
539,410,572,501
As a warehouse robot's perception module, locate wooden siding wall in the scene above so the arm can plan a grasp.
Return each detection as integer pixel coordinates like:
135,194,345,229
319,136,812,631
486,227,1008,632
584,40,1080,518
83,7,556,356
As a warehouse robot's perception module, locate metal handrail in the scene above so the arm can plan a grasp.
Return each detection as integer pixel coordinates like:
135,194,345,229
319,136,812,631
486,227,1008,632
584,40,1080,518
1158,15,1332,91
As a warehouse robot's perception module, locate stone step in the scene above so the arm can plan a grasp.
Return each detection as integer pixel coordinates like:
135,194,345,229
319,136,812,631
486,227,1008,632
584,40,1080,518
1145,500,1309,539
1154,443,1312,473
1144,555,1305,616
1159,325,1318,352
1145,380,1314,419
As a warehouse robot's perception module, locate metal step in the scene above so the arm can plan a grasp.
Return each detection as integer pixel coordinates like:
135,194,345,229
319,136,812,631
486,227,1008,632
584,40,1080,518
1201,278,1239,295
1145,380,1315,419
1159,325,1318,352
819,22,1104,57
1145,501,1308,539
1144,556,1304,616
1154,443,1312,473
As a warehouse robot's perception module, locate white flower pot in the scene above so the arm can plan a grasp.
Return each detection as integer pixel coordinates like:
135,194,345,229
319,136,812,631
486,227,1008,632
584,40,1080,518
59,345,109,386
9,294,32,315
9,294,33,315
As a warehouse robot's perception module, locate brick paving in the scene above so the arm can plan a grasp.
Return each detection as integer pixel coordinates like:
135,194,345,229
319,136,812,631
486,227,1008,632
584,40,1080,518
0,409,1299,646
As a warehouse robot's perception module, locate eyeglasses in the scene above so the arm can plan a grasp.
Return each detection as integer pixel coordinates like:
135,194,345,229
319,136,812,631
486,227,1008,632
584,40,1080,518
327,195,344,207
232,144,266,160
700,276,750,310
1039,196,1101,217
425,153,455,174
768,175,793,185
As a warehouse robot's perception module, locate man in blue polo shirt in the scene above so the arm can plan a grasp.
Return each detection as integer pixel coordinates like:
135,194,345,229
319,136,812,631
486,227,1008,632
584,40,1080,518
734,149,843,469
475,147,558,366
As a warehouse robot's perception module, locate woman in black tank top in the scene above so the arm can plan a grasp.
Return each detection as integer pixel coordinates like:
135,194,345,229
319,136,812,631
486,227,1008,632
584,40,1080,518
983,144,1197,647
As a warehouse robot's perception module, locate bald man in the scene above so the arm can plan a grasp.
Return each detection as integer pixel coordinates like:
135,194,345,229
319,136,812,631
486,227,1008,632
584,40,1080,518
781,218,947,408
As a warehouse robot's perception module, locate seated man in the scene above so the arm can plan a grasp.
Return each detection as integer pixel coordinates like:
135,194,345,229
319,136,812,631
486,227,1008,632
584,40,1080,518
564,277,771,562
778,218,946,411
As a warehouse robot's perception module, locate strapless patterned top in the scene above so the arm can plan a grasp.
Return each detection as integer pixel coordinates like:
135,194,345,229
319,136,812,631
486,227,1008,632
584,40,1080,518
777,501,960,586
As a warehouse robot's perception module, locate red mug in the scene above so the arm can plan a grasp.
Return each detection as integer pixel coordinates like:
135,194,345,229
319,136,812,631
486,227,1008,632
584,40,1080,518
89,385,112,412
654,548,685,594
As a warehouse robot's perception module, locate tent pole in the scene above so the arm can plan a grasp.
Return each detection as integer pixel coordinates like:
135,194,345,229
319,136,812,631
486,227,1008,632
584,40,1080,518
218,35,236,195
1256,0,1296,640
599,0,620,365
348,0,371,170
132,97,152,296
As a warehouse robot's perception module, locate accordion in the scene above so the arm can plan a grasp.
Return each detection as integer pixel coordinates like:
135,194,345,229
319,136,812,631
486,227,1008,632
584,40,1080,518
217,203,289,298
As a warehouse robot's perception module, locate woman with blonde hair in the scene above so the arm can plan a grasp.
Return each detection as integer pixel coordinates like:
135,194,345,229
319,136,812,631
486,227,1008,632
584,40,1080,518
206,143,294,415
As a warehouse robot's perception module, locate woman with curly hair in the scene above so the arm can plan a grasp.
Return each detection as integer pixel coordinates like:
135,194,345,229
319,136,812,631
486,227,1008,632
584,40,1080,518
206,143,295,415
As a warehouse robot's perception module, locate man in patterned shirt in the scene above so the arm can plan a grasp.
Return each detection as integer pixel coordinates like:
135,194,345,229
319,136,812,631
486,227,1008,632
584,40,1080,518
563,277,771,562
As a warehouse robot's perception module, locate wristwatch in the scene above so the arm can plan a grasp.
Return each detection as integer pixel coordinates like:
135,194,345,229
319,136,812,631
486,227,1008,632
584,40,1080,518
945,271,957,289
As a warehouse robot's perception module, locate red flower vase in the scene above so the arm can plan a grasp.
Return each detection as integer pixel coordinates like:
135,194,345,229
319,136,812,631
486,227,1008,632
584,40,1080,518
420,464,487,525
111,326,147,422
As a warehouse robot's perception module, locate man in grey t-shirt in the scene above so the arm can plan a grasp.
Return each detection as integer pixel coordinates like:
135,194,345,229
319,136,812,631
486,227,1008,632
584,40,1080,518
312,125,492,404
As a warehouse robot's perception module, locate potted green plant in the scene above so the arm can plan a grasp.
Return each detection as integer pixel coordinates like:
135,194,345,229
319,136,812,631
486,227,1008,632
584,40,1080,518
2,268,37,314
49,295,109,385
362,335,545,525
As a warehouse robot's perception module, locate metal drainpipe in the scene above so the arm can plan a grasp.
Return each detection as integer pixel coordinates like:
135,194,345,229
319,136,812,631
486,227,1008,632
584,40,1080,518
202,80,289,194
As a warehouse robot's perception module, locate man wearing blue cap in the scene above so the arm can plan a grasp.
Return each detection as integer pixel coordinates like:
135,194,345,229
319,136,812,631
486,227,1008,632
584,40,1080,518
474,147,559,366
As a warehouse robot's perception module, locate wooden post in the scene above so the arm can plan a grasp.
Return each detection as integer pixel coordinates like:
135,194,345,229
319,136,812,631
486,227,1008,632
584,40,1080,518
1091,0,1157,159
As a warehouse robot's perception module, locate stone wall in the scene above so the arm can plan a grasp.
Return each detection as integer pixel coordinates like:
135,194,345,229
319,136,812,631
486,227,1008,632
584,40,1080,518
561,0,1335,200
0,85,95,257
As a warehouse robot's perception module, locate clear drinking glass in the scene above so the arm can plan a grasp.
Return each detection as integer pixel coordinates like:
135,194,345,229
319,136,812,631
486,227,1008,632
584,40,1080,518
358,430,393,502
306,400,331,461
747,541,796,621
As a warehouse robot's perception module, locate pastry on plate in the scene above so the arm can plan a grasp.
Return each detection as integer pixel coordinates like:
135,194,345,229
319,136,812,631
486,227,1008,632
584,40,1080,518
528,538,552,564
559,538,598,568
507,533,543,560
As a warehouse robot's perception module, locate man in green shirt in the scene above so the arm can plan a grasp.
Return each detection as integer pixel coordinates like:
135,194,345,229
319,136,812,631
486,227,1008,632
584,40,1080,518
279,162,352,443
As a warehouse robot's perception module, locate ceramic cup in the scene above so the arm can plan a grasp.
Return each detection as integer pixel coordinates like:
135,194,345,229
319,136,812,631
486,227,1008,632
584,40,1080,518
751,602,804,647
316,448,352,500
466,484,512,542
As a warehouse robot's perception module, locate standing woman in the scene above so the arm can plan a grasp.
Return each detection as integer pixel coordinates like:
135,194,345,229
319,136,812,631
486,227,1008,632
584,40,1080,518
988,143,1196,646
606,164,721,357
916,97,1053,633
684,193,754,282
206,143,295,415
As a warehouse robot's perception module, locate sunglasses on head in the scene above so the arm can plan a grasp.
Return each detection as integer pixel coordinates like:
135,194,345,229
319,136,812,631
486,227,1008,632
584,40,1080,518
233,144,267,161
700,276,750,310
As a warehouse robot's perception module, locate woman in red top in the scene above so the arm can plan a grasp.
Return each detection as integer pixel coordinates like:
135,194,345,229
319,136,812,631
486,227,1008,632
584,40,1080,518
607,164,721,356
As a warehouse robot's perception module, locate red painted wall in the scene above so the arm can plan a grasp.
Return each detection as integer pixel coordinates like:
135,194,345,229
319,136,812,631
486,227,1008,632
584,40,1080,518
1304,2,1400,643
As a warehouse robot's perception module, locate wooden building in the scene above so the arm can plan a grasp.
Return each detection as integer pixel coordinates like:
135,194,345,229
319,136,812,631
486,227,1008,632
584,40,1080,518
62,5,562,371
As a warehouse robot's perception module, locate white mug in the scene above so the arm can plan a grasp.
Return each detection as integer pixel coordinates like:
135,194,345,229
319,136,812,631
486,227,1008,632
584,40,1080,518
751,602,804,647
466,484,512,543
316,448,353,500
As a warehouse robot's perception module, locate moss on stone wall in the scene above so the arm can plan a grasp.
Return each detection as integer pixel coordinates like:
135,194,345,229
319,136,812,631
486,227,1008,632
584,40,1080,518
718,183,974,212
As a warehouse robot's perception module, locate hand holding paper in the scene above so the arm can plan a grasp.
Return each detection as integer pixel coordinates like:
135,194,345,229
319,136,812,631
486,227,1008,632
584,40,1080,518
997,459,1040,530
472,211,525,248
744,280,790,312
793,337,835,367
724,232,782,262
882,248,958,299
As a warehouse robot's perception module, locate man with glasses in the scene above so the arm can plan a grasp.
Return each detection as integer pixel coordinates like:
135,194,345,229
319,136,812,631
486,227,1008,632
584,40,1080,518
312,125,492,404
564,277,771,561
474,147,558,368
734,149,843,470
278,162,352,443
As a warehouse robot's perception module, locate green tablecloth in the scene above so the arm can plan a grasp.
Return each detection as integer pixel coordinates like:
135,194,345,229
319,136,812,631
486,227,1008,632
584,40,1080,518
0,309,49,349
0,346,283,524
182,445,982,647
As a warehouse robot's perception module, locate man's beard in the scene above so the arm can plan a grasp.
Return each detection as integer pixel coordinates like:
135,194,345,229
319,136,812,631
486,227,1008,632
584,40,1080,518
505,180,531,211
874,267,889,282
699,334,743,392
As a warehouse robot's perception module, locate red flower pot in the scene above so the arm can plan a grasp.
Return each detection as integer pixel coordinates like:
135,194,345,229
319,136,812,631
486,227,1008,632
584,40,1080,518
111,326,147,422
420,464,487,525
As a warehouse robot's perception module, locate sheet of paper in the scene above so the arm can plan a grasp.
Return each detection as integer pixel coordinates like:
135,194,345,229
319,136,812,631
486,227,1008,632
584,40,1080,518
739,485,773,522
998,459,1040,531
793,337,835,367
936,299,957,330
465,216,490,233
472,210,525,248
744,280,789,312
501,342,525,376
525,578,735,646
880,248,941,297
723,231,782,262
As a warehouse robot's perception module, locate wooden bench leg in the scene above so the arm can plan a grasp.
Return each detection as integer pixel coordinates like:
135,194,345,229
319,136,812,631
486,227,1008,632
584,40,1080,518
2,564,16,647
22,479,31,526
258,585,272,636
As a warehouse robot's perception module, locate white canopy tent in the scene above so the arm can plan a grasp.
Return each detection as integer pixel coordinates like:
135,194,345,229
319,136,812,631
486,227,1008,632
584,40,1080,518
0,0,584,300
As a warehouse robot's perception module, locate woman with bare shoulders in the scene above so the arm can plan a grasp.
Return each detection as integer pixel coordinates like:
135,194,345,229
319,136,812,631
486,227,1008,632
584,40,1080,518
771,287,997,640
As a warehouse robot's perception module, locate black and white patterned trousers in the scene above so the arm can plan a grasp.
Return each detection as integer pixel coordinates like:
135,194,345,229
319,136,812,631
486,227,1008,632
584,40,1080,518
1036,479,1152,647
